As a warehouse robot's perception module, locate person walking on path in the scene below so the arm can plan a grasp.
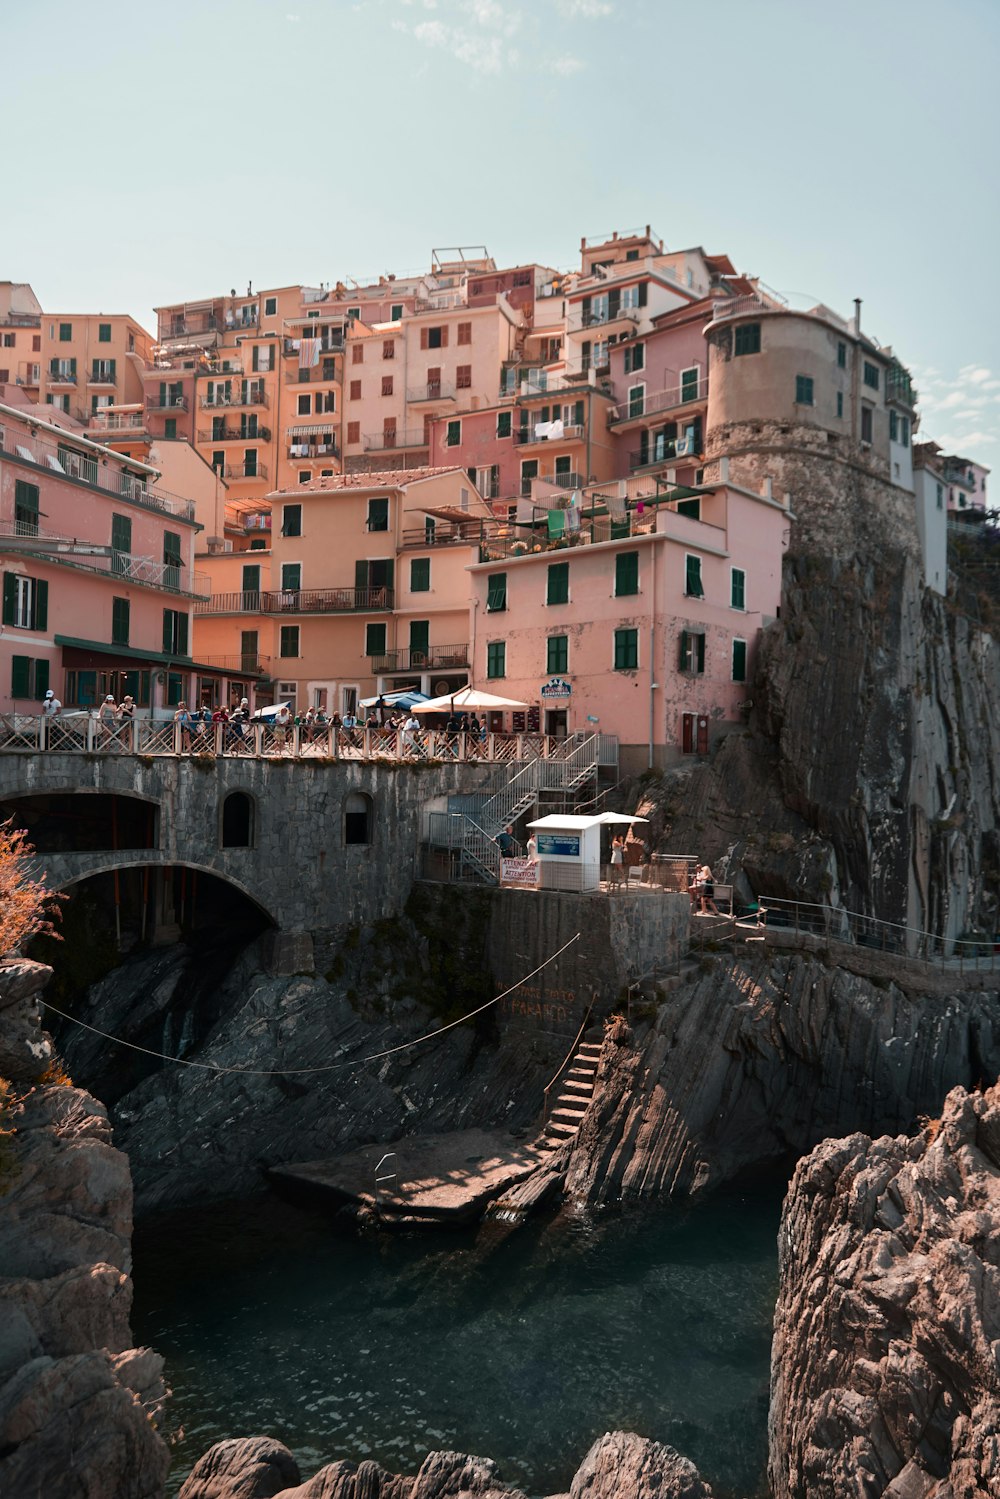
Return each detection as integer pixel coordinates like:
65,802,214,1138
697,864,719,915
99,694,120,749
40,687,61,749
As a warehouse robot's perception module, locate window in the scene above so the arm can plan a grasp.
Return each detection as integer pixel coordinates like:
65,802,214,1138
381,376,394,397
628,384,645,419
344,792,373,846
112,596,130,646
623,343,644,374
889,410,898,442
836,391,844,419
731,568,746,610
350,380,361,401
732,638,747,682
59,322,72,342
243,447,257,477
98,323,112,343
520,459,538,496
547,562,569,605
900,417,909,448
347,422,360,444
298,471,310,484
497,410,512,439
352,343,364,365
486,572,507,612
734,322,760,356
11,656,49,699
936,483,943,510
390,303,403,320
456,365,472,390
383,417,396,445
676,498,700,520
3,574,48,631
212,450,224,473
222,791,254,849
279,625,300,658
382,339,395,360
282,503,302,537
685,554,704,598
315,391,334,413
297,393,311,415
281,563,301,592
487,641,506,678
615,551,639,597
410,557,430,592
14,480,40,537
446,420,461,447
422,326,446,349
679,629,705,674
681,367,700,402
365,621,386,657
795,375,814,406
547,635,568,674
861,404,873,443
409,620,429,659
457,321,472,346
162,609,189,656
614,628,638,670
837,341,846,369
367,497,389,531
347,307,360,320
165,418,177,439
163,530,182,584
863,361,880,390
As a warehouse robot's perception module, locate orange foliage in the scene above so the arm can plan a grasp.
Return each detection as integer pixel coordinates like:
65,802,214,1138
0,819,63,960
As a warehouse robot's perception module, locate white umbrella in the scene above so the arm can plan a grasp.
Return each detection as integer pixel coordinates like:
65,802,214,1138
410,686,528,713
597,812,650,824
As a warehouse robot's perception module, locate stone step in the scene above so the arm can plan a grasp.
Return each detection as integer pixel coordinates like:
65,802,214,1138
551,1101,589,1120
545,1120,578,1138
550,1110,586,1128
577,1043,602,1055
563,1078,594,1093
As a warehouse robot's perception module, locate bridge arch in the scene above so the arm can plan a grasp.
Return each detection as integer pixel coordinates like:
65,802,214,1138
47,855,278,930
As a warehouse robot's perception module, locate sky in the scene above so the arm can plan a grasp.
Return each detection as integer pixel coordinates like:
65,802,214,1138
5,0,999,471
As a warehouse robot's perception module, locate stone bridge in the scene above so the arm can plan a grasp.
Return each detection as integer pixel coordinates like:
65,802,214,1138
0,752,493,944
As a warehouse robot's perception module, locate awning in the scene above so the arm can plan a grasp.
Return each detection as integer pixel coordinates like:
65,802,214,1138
55,635,231,676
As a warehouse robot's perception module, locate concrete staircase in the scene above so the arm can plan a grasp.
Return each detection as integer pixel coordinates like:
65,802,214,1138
540,1040,601,1149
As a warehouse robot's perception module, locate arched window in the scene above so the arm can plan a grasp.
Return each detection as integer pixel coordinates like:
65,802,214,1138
221,791,255,849
344,791,373,846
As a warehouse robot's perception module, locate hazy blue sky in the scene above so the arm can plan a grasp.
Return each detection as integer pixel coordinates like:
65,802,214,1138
6,0,999,467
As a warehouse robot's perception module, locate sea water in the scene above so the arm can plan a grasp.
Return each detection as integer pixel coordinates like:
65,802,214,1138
132,1178,783,1498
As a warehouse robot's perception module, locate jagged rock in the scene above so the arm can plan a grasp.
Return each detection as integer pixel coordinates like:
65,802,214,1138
0,958,55,1085
769,1079,1000,1498
567,1432,714,1497
565,955,1000,1205
178,1435,303,1497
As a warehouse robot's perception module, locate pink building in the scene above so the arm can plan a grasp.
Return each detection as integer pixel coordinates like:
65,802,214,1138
470,466,789,770
605,298,713,483
0,397,209,713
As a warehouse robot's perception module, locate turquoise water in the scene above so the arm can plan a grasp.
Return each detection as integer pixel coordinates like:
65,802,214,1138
132,1182,782,1497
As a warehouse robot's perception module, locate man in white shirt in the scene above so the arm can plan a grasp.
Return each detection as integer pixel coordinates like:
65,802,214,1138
40,688,61,749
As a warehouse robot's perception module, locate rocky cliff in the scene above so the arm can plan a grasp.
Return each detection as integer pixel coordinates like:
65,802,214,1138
769,1079,1000,1498
564,953,1000,1206
0,960,170,1499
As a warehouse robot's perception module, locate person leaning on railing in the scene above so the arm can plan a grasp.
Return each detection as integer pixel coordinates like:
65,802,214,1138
40,688,61,749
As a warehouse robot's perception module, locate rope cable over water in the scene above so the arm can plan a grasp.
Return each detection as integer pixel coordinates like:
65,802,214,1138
39,932,582,1080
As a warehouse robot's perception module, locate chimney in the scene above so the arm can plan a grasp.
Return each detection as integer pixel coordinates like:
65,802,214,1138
853,298,862,337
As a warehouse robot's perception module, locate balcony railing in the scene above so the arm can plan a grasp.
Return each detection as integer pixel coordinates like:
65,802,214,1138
198,426,271,443
287,441,338,459
225,310,259,331
193,654,271,675
159,313,221,339
569,306,642,333
223,462,268,481
195,586,394,615
283,335,344,359
201,390,269,409
86,413,146,434
0,527,209,596
370,643,470,673
610,377,707,426
400,523,479,548
514,424,585,446
406,380,456,403
0,422,196,521
363,428,429,452
240,512,272,534
146,394,189,412
521,470,585,496
47,368,77,386
88,367,118,386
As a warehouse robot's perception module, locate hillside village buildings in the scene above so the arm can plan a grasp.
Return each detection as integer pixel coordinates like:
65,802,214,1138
0,230,990,766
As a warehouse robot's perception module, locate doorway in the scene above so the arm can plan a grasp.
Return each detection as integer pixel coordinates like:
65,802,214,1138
545,709,567,738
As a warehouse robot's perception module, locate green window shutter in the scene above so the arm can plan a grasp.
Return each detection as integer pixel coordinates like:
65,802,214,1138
681,368,698,401
574,400,584,427
487,641,505,678
164,530,182,567
35,658,50,697
615,551,639,596
410,557,430,592
696,632,705,672
366,622,386,656
252,346,260,372
34,580,48,633
383,559,394,592
497,410,511,438
111,514,132,556
685,555,703,598
614,628,637,670
15,481,39,530
112,597,129,646
282,563,301,591
163,610,173,653
732,639,747,683
242,564,261,593
99,323,111,343
2,573,16,626
731,569,746,609
69,357,77,377
679,630,689,671
409,620,429,654
546,635,568,674
109,358,116,381
355,560,369,593
487,572,507,612
638,281,648,307
178,612,188,655
547,562,569,605
11,656,30,697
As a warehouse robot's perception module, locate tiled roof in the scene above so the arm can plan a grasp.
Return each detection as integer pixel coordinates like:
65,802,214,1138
274,466,466,495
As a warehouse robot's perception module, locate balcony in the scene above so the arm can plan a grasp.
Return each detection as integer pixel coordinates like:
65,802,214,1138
370,643,470,673
47,367,77,386
406,380,457,404
200,389,269,410
287,440,339,460
0,422,196,520
521,470,585,497
629,435,701,471
198,426,271,443
223,461,268,481
0,524,208,596
159,313,221,340
400,522,479,548
363,428,429,453
569,306,642,336
241,512,272,535
194,654,271,676
225,309,259,332
195,586,395,615
146,394,189,412
283,335,344,359
514,423,585,447
610,377,707,427
88,366,118,387
86,412,146,435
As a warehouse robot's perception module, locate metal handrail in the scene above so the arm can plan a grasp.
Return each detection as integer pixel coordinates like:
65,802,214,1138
754,895,1000,970
374,1151,397,1205
542,998,595,1120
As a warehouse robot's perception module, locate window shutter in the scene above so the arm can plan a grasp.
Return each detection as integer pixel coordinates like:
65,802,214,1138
109,358,116,381
685,555,704,598
2,573,16,626
252,346,259,371
384,559,394,591
679,630,690,671
547,562,569,605
35,658,49,697
616,551,639,596
34,580,48,633
163,611,173,653
177,612,188,656
697,633,705,672
440,326,448,347
582,297,591,319
11,656,30,697
487,573,507,612
582,339,591,367
608,289,621,317
638,281,648,306
409,619,429,654
420,328,429,350
355,560,368,592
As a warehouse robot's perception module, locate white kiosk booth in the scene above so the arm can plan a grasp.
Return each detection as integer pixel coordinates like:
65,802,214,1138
525,813,604,892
